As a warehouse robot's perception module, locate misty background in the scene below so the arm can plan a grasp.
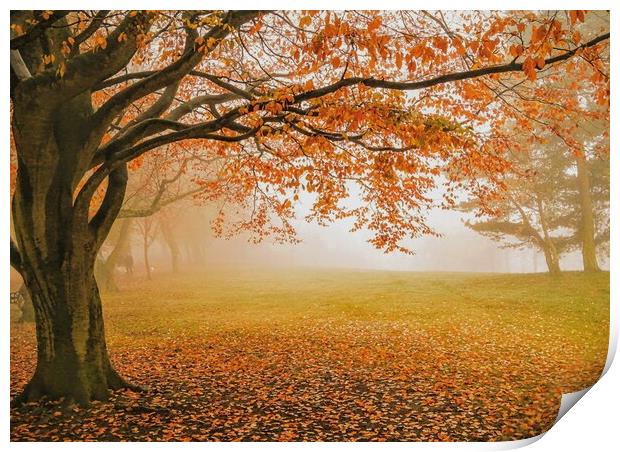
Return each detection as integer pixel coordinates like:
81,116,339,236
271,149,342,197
134,192,601,275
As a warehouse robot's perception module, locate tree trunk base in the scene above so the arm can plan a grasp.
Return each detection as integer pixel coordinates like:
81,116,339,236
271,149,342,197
12,363,144,407
107,366,147,392
583,266,601,273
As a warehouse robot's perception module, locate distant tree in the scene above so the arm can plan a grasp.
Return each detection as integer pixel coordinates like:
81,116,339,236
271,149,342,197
561,11,610,272
459,10,609,274
97,145,208,289
135,216,158,280
553,145,609,271
460,129,609,274
159,211,182,273
460,141,568,274
570,124,609,272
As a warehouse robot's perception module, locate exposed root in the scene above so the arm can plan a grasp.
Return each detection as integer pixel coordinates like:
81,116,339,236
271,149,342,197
11,375,43,407
107,365,147,393
12,366,146,408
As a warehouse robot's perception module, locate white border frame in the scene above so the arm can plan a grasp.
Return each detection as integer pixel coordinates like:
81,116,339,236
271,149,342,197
3,2,616,449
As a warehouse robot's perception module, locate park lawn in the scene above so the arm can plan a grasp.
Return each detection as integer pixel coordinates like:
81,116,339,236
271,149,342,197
10,268,609,441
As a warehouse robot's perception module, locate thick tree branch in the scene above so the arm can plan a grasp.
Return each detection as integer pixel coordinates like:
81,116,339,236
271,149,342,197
89,164,129,249
106,124,259,168
91,11,260,145
14,12,155,110
91,107,243,168
120,125,261,160
10,11,71,50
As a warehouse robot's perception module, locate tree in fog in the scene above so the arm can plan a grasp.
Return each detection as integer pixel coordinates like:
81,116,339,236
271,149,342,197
568,118,609,272
159,209,182,273
97,145,211,288
460,128,609,274
136,216,159,280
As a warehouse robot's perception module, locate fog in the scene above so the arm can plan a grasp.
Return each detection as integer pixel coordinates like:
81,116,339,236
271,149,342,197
133,194,600,278
209,208,584,273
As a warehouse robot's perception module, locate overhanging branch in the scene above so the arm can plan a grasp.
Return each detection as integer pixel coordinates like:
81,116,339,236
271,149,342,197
91,10,260,142
294,33,610,103
86,27,609,193
118,187,204,218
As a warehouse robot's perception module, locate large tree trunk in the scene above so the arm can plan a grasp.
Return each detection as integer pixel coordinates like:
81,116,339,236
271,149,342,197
12,173,136,405
17,267,130,405
11,82,134,404
576,154,600,272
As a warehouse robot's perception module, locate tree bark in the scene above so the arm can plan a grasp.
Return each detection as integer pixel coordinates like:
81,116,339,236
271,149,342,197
16,270,132,405
11,87,134,404
576,153,600,272
542,245,561,275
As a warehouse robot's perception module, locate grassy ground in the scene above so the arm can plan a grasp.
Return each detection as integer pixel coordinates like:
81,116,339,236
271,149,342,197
10,268,609,441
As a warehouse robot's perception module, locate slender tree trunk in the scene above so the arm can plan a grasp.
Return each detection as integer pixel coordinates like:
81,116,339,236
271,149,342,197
160,218,180,273
542,245,561,275
144,233,152,280
535,195,561,275
576,153,600,272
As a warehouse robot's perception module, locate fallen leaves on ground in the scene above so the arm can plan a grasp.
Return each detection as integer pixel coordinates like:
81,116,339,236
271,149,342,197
10,270,608,441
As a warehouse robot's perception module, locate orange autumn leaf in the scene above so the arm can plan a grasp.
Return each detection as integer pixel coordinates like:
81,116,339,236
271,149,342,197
522,57,537,81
